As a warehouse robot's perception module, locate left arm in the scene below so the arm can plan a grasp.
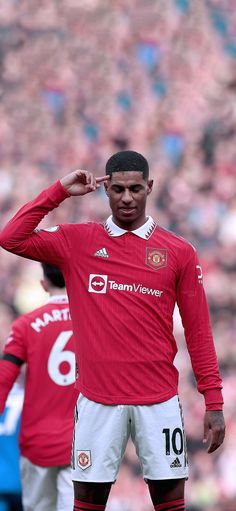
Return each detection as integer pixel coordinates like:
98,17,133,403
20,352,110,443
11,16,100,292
177,245,225,451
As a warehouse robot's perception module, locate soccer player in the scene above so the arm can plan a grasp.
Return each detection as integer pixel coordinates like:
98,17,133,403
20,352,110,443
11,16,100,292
0,151,225,511
0,263,77,511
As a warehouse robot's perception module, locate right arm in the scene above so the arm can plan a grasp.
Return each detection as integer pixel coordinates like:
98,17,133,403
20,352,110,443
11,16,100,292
0,170,109,265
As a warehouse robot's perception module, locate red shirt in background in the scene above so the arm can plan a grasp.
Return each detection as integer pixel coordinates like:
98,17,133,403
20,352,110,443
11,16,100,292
0,296,77,466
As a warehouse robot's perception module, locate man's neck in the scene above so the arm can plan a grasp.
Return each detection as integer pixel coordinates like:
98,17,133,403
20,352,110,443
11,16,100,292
112,216,148,232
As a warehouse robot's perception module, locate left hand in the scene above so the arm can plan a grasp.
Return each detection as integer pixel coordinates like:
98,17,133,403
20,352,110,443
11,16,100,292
203,410,225,453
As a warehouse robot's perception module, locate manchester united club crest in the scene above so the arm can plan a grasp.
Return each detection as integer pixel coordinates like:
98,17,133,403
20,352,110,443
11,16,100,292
146,248,168,270
77,450,91,470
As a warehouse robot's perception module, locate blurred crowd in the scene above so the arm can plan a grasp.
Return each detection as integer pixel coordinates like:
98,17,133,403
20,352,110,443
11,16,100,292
0,0,236,510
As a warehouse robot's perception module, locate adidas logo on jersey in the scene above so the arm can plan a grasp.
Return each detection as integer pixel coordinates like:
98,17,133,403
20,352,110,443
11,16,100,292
170,457,182,468
94,248,109,258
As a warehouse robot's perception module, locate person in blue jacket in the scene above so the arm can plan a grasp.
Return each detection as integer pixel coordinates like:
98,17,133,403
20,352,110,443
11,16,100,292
0,382,24,511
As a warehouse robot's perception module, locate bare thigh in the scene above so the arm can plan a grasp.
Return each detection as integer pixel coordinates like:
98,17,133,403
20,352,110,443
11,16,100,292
147,478,185,505
73,481,112,505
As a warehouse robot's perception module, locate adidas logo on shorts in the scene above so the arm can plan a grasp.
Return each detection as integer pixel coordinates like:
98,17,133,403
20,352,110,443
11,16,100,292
170,457,182,468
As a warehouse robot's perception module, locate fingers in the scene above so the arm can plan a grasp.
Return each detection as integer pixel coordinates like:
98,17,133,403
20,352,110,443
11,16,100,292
74,170,98,191
203,410,225,454
203,423,208,445
85,172,97,191
75,171,110,189
84,174,110,192
203,411,225,453
96,175,110,184
207,435,222,453
207,427,225,453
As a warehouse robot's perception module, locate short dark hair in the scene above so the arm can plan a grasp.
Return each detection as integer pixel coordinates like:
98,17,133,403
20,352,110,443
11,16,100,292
105,150,149,179
41,263,65,288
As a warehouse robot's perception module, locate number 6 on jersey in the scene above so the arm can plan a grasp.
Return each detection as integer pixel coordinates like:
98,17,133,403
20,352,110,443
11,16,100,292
48,330,75,386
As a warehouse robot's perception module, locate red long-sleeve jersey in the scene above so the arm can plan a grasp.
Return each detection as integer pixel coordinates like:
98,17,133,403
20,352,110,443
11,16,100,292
0,181,223,409
0,296,78,466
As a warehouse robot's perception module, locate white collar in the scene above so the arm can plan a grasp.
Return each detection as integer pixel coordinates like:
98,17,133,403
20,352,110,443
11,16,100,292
104,215,156,240
47,295,68,304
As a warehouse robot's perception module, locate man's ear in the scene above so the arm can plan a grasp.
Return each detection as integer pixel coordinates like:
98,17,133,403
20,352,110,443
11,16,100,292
147,179,153,195
40,279,49,293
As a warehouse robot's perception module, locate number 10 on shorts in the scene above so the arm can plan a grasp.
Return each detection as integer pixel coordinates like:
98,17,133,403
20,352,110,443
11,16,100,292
162,427,184,456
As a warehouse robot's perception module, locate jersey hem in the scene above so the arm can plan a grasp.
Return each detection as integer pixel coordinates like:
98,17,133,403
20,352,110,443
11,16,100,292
20,451,71,467
78,387,178,405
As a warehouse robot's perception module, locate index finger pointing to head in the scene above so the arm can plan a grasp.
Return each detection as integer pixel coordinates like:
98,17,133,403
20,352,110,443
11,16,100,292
96,175,110,183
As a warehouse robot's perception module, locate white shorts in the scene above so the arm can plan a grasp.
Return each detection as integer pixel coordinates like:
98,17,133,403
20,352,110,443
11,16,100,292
20,457,73,511
71,394,188,482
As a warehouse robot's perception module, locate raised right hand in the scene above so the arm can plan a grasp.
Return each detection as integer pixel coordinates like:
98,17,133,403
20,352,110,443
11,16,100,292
60,170,110,196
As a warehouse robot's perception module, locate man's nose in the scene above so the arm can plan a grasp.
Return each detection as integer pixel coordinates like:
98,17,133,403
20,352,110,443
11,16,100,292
122,189,133,203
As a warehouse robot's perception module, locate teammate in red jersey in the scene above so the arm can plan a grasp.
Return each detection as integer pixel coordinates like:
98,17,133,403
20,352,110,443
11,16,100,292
0,263,77,511
0,151,225,511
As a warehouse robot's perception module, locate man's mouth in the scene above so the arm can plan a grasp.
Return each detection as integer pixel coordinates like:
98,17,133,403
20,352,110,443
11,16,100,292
119,207,136,214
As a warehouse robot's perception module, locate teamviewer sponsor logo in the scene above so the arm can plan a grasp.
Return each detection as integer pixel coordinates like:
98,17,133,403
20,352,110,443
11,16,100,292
88,274,108,293
88,274,163,298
